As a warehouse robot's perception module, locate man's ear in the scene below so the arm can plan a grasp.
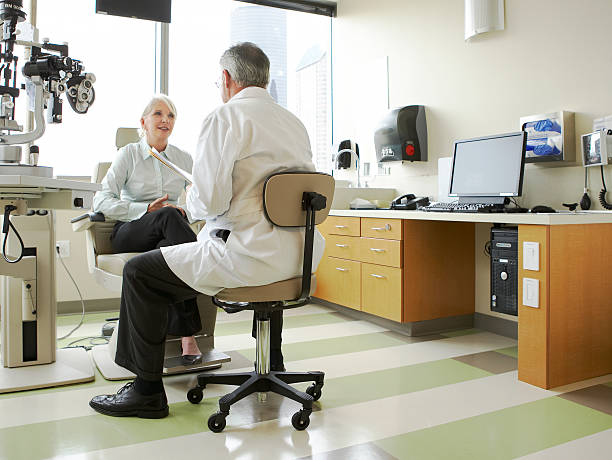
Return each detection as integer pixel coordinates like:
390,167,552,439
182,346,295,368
223,69,231,88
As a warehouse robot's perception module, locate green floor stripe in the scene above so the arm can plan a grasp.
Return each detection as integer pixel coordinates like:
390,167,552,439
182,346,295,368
0,359,490,459
314,359,491,410
374,397,612,460
440,328,481,338
56,311,119,327
236,331,420,363
213,312,352,337
495,346,518,359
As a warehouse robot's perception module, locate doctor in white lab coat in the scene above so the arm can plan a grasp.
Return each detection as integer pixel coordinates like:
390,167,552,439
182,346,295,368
90,42,324,419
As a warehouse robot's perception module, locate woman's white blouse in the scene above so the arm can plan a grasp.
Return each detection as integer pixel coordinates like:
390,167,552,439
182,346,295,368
93,138,193,222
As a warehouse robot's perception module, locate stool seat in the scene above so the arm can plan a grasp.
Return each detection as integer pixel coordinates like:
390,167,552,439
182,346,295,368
215,275,317,303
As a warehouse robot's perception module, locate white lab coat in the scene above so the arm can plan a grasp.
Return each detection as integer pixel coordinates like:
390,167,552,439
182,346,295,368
160,87,325,295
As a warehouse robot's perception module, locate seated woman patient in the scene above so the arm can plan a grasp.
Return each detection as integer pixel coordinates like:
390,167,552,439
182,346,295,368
93,94,202,363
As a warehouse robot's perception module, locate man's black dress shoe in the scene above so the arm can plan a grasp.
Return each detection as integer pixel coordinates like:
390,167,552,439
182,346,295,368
89,382,169,419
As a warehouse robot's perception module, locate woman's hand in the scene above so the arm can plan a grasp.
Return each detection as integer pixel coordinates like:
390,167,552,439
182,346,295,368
147,194,186,217
147,194,169,213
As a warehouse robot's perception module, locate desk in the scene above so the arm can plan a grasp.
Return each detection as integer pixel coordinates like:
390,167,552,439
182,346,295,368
315,209,612,390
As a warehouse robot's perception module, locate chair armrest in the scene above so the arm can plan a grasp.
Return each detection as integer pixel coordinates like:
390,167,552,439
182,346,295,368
71,212,106,232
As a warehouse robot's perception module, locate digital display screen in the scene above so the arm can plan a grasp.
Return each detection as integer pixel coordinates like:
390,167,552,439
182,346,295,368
449,132,526,197
582,131,606,167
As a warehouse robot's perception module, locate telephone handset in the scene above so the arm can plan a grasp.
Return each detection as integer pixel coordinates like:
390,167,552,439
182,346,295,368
391,193,430,210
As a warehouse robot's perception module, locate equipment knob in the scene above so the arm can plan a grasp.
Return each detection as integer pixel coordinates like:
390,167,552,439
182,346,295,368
500,271,508,281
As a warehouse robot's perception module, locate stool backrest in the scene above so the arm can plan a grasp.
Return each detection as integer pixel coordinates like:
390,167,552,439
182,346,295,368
263,172,334,227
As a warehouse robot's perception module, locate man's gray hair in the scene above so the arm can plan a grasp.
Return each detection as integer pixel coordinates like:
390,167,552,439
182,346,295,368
220,42,270,88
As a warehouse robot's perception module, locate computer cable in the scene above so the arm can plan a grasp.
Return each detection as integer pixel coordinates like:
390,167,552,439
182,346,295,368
2,205,25,264
56,245,87,341
599,165,612,210
484,240,491,257
580,168,591,210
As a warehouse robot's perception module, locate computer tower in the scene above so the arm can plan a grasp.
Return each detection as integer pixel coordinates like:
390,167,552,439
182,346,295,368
490,226,518,316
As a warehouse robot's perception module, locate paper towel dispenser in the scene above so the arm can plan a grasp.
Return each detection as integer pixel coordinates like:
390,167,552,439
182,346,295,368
374,105,427,162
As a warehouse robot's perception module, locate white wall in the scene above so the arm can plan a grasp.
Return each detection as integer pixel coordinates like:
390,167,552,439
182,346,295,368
333,0,612,209
55,209,117,305
332,0,612,320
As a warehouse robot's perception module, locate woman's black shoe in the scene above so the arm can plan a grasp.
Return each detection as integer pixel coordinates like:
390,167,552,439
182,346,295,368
181,354,203,366
89,382,169,419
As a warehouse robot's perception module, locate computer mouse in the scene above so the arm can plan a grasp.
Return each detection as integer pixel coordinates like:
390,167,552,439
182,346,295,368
530,205,556,213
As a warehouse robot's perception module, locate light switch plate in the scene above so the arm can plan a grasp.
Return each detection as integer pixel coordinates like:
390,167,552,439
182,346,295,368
523,278,539,308
523,242,539,271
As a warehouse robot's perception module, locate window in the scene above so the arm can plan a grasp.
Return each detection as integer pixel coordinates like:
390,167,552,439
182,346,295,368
169,1,332,172
32,0,156,176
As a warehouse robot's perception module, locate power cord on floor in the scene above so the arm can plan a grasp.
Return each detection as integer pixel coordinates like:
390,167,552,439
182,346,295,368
63,335,109,351
56,245,87,341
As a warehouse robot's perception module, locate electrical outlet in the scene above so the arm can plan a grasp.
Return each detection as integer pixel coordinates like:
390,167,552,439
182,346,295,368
56,240,70,258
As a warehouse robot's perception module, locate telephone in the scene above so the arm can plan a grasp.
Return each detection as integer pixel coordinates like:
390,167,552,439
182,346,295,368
391,193,430,210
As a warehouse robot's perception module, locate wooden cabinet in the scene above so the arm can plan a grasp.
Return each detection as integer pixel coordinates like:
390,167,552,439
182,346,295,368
315,256,361,309
315,215,404,320
315,215,475,325
361,263,402,321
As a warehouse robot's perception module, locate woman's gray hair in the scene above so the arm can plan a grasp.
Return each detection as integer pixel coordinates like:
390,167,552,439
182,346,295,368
140,94,177,137
220,42,270,88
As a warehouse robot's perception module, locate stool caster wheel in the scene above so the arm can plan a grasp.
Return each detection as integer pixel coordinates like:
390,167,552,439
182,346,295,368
208,411,227,433
187,387,203,404
291,410,310,430
305,384,322,401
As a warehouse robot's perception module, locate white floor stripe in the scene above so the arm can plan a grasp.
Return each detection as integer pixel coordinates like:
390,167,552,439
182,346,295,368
213,320,388,352
285,331,516,380
47,371,610,460
516,428,612,460
0,331,510,429
215,303,333,323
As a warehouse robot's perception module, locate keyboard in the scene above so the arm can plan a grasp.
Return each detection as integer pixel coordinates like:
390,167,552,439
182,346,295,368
420,202,497,213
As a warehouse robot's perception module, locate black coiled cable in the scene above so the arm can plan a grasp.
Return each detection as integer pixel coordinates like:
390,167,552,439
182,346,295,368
2,205,24,263
599,166,612,210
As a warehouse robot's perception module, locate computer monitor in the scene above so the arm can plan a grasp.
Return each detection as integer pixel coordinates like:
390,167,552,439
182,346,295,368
449,131,527,205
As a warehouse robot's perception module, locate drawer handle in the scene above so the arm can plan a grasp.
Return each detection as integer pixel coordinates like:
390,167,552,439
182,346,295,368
371,224,391,231
335,225,348,229
370,274,386,279
335,267,349,272
335,244,348,248
370,248,386,253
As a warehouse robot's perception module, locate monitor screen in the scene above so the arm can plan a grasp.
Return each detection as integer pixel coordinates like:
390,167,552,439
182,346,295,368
96,0,171,23
449,131,526,198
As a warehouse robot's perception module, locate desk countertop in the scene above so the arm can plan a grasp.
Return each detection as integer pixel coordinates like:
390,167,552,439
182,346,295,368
329,208,612,225
0,175,100,192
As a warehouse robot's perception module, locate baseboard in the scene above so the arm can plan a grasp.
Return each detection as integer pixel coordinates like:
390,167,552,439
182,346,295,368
312,298,473,337
58,298,120,315
474,312,517,339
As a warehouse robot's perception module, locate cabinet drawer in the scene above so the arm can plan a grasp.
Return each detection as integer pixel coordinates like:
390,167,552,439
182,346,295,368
361,263,402,322
326,234,361,260
361,218,402,240
359,238,402,267
318,216,361,237
314,256,361,310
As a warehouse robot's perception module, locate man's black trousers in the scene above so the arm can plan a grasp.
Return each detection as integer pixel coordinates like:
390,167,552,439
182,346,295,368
114,249,283,381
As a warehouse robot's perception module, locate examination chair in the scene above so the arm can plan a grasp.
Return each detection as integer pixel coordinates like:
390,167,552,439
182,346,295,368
187,171,334,432
71,127,230,380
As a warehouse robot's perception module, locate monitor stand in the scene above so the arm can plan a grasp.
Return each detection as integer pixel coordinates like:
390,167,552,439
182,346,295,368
458,196,506,206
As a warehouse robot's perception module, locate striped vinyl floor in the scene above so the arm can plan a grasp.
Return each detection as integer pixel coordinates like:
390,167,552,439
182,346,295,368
1,303,611,459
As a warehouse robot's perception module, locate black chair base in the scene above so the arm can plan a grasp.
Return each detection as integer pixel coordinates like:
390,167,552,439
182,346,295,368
188,369,324,432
